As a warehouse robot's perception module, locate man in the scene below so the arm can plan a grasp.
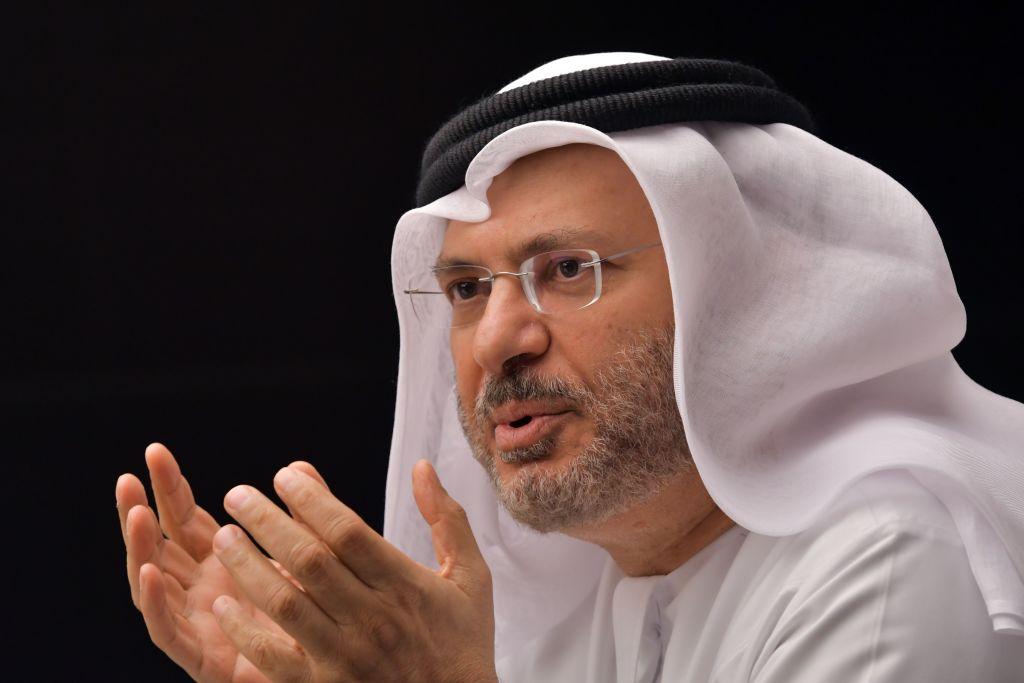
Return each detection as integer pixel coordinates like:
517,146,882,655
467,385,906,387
117,53,1024,681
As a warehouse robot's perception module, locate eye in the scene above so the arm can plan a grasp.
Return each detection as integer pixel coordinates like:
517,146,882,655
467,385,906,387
446,279,481,302
553,257,584,279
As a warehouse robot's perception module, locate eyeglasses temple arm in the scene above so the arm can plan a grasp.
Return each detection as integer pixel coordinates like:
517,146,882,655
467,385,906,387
590,241,663,265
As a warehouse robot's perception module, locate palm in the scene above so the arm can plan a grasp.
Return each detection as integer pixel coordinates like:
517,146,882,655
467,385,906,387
117,443,311,683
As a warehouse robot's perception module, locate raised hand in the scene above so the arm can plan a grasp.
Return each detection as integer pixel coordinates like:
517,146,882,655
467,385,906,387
117,443,498,682
116,443,325,682
207,459,498,682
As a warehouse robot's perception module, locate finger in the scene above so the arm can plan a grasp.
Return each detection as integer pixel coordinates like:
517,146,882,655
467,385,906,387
117,473,153,605
273,467,424,594
212,520,344,661
146,442,223,561
212,594,311,683
286,461,330,492
269,559,306,593
138,562,205,679
222,480,379,621
116,472,148,545
275,461,330,538
126,504,194,611
412,460,491,597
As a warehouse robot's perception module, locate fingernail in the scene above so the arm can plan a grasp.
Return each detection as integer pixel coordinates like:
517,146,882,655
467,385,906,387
274,467,296,491
213,525,242,551
212,595,234,617
225,485,252,510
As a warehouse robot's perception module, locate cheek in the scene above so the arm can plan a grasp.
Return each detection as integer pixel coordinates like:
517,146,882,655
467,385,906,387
560,310,635,350
551,321,625,382
451,346,480,407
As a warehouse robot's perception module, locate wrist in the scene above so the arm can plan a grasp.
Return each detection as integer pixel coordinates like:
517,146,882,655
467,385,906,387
445,658,497,683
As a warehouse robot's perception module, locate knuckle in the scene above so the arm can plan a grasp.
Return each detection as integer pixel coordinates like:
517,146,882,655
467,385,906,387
249,504,273,528
447,501,469,522
379,578,428,615
288,541,335,584
153,620,179,653
399,578,429,613
178,500,198,527
290,483,319,508
248,632,278,669
141,606,178,653
478,565,494,589
323,515,368,554
365,614,403,653
165,618,182,651
265,581,304,624
231,545,255,571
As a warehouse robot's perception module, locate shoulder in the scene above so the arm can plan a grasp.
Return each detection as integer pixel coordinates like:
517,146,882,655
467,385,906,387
728,469,966,617
727,469,1024,682
764,468,975,634
773,469,963,585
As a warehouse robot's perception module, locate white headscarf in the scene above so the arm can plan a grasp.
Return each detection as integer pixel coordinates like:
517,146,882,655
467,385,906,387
385,52,1024,663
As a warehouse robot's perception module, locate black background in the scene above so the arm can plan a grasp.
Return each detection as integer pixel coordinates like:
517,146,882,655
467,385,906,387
7,4,1022,681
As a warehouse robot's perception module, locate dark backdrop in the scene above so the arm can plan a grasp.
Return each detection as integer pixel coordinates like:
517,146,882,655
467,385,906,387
7,5,1022,681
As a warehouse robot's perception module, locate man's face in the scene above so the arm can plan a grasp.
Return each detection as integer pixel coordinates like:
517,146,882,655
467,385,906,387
440,143,692,534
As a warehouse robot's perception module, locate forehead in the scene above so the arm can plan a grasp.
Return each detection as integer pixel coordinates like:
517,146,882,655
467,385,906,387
437,143,655,267
434,224,615,270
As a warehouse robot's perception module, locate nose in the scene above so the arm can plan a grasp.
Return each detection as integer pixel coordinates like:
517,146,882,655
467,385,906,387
472,274,550,376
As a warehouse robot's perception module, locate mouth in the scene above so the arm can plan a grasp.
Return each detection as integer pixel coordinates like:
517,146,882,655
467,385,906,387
494,411,572,452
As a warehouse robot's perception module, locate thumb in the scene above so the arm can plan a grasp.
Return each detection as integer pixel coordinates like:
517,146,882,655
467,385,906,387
412,459,490,594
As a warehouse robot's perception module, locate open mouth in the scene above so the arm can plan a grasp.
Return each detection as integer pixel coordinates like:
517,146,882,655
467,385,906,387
494,411,571,452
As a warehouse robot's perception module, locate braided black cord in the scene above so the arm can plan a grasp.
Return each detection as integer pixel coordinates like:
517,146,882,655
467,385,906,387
414,57,814,207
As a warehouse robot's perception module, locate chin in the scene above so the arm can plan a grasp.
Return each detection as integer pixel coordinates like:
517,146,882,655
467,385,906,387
493,439,569,478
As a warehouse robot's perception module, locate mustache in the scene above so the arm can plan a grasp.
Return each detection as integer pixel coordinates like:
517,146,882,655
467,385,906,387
473,368,591,423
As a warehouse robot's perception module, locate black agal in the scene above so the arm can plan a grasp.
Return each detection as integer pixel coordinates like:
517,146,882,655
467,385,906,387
414,57,815,207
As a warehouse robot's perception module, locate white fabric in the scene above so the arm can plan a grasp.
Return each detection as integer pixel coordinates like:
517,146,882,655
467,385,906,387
497,469,1024,682
385,51,1024,673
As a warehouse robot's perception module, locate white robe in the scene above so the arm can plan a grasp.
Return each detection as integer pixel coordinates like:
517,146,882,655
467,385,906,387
495,470,1024,682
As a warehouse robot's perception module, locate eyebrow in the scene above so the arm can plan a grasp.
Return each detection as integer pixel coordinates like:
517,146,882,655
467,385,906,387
433,225,610,270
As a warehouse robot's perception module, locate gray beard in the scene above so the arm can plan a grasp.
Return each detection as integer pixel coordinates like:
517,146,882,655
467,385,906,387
455,324,694,534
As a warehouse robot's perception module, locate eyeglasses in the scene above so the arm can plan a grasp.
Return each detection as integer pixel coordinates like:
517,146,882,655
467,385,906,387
403,242,663,329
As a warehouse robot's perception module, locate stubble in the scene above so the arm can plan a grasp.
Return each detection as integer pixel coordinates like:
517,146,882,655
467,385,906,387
456,324,694,534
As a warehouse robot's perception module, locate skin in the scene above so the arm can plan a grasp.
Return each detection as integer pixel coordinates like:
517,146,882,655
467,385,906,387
115,141,735,682
116,445,497,682
445,142,736,576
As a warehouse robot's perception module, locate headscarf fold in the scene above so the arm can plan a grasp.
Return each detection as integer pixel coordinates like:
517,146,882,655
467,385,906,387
385,52,1024,664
